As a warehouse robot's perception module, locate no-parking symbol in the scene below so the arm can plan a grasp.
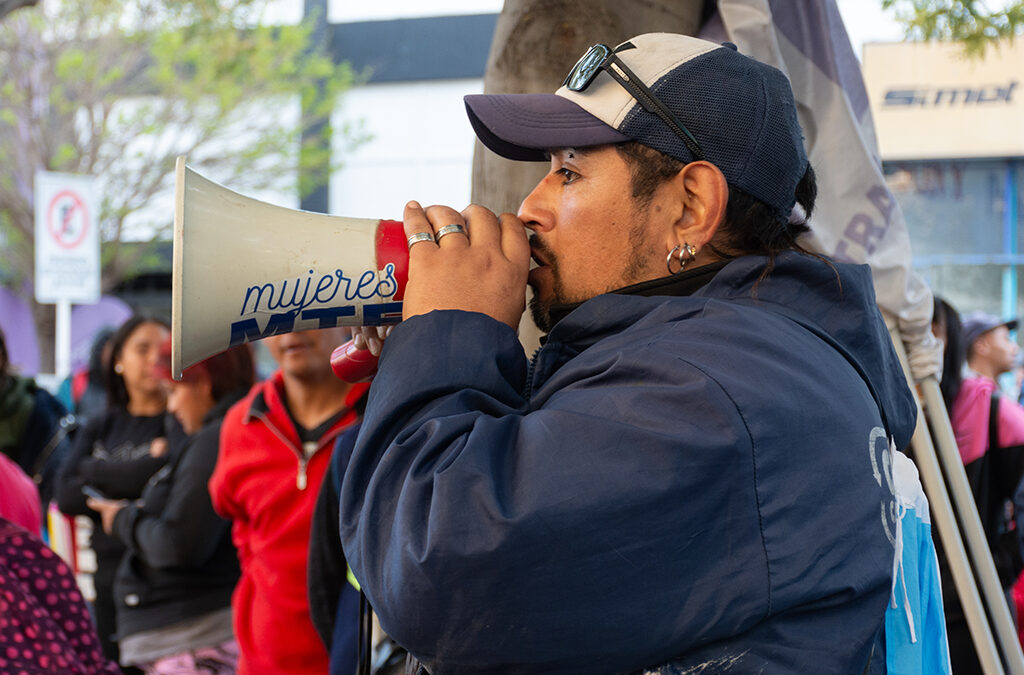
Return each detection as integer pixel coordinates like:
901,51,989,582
34,171,100,304
46,189,90,249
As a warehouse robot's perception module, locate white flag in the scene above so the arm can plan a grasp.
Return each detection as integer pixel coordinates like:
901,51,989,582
701,0,941,380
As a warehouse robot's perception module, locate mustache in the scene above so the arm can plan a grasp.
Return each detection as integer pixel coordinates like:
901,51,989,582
529,235,555,264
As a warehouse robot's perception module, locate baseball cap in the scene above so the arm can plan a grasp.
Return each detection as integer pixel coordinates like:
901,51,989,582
464,33,807,224
961,311,1019,349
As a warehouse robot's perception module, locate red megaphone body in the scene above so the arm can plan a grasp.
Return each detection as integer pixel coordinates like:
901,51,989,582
329,218,407,382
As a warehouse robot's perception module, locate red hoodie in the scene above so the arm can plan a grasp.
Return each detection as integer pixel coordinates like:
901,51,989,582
210,372,367,675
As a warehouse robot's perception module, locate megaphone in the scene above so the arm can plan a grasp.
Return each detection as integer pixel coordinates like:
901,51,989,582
171,157,407,380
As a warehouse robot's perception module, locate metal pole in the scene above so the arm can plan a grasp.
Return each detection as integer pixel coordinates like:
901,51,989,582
55,299,71,381
1002,160,1018,329
913,389,1004,674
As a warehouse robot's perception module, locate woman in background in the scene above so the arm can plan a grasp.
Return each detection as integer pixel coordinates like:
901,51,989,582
88,342,254,674
56,314,180,671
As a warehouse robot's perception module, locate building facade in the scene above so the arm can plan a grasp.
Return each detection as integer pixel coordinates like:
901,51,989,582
864,40,1024,321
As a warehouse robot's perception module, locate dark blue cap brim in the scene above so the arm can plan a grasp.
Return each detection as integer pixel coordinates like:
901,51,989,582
464,93,630,162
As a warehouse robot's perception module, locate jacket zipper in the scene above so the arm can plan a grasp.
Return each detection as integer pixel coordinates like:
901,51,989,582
523,346,542,401
297,442,318,490
249,410,340,491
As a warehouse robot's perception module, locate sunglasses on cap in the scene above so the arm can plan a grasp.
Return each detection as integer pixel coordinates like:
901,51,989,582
563,42,705,162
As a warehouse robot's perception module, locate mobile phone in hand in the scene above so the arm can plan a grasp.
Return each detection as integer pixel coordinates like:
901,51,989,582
82,485,110,501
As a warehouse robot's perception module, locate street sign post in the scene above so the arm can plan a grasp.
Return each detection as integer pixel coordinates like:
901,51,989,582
34,171,100,380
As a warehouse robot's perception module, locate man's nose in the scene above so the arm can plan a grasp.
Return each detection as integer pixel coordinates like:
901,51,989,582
518,176,554,232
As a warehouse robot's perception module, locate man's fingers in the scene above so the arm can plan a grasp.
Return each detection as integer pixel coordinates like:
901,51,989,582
352,326,385,356
403,201,438,255
425,205,469,249
461,204,500,250
498,212,530,268
400,201,527,328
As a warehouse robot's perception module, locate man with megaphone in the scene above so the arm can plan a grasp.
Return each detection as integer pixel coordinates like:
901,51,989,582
338,34,917,673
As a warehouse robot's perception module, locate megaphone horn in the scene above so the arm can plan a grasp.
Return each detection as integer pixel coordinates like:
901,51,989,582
171,156,407,380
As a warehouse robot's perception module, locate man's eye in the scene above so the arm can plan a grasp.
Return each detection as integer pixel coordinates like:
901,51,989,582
556,168,580,184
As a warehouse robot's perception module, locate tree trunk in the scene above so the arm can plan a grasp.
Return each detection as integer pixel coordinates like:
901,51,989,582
472,0,706,350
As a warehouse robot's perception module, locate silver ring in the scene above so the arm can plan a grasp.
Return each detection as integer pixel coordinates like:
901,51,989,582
407,232,435,249
435,223,468,242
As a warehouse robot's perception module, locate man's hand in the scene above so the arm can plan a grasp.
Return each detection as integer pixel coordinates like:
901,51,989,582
86,497,128,535
401,201,530,329
352,325,393,357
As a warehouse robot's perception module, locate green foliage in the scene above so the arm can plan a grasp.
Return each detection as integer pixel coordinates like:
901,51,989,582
882,0,1024,56
0,0,366,300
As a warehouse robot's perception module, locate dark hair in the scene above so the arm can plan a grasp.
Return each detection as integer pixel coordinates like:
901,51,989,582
180,345,256,402
615,141,821,275
87,327,115,383
105,314,170,409
933,296,965,412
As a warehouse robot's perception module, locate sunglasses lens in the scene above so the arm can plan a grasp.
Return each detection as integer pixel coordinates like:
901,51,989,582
564,44,611,91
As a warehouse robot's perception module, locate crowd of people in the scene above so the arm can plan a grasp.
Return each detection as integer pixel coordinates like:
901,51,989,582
0,317,372,674
0,28,1021,675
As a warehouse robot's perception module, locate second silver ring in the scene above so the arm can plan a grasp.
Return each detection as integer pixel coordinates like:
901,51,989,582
435,223,468,242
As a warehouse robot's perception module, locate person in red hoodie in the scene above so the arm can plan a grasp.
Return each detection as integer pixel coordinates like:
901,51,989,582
209,327,368,675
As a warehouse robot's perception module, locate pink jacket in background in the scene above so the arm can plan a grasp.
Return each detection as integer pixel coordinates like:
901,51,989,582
951,376,1024,465
0,452,42,533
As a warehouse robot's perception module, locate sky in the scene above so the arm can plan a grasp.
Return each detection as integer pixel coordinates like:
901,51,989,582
835,0,907,58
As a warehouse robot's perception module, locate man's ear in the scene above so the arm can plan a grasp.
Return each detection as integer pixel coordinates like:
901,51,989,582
666,161,728,254
973,334,991,359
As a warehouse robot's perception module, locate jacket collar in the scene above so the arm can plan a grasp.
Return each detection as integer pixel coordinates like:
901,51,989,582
244,371,369,449
545,261,728,329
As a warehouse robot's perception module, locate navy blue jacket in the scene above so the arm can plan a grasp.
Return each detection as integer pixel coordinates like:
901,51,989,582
340,253,917,674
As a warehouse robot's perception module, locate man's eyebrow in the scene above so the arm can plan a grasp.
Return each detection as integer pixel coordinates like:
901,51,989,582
548,147,589,159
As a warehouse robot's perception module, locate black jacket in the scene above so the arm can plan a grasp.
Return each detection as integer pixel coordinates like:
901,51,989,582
111,391,245,638
55,408,178,588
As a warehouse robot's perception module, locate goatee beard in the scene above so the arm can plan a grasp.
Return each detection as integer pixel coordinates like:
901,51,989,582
529,293,554,334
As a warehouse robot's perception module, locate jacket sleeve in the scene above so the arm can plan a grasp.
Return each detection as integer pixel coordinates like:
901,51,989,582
339,311,766,673
209,401,252,569
112,424,230,569
81,454,167,499
54,416,102,516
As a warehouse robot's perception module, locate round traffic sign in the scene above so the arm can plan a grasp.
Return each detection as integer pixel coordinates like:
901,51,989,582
46,189,90,249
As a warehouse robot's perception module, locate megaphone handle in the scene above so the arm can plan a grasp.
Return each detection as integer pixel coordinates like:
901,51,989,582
331,339,380,383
